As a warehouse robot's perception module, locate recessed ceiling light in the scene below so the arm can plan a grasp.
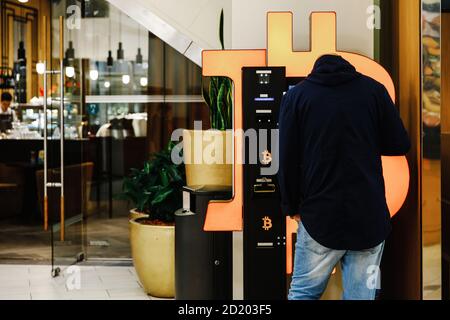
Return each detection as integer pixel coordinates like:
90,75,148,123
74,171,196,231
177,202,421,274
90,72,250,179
18,0,29,3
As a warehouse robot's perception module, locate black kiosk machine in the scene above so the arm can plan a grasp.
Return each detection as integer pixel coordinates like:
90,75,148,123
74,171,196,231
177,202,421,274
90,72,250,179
242,67,288,299
175,11,409,300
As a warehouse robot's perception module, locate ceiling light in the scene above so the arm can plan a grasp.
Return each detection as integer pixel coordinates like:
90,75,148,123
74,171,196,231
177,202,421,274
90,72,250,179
90,69,99,81
117,42,124,61
107,50,114,68
65,66,75,78
136,25,143,65
122,74,130,85
140,77,148,87
36,62,45,75
65,41,75,63
136,48,143,65
104,81,111,88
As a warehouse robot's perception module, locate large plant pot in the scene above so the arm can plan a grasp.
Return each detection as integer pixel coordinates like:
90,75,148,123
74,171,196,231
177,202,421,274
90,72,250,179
183,129,232,187
129,216,175,298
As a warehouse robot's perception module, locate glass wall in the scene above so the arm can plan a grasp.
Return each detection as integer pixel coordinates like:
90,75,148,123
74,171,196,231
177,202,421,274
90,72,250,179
49,0,209,260
421,0,442,300
440,1,450,301
51,0,209,142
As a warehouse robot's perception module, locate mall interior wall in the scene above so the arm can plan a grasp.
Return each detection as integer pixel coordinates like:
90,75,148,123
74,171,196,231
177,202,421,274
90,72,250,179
230,0,374,58
377,0,422,300
106,0,375,66
106,0,232,65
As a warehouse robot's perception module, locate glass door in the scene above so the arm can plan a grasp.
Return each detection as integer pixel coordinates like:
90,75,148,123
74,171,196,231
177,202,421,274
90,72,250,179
39,12,86,276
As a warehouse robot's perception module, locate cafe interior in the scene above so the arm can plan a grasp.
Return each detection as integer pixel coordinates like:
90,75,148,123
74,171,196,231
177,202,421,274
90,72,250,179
0,0,208,265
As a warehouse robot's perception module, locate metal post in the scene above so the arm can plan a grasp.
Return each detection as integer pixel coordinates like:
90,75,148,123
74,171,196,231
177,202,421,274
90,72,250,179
59,16,65,242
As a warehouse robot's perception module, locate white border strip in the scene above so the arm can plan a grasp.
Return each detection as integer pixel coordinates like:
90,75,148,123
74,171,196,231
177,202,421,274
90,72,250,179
85,95,204,104
257,242,274,247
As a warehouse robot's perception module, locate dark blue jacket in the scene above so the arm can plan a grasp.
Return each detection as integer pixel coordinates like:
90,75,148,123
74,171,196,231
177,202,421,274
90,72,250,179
278,54,411,250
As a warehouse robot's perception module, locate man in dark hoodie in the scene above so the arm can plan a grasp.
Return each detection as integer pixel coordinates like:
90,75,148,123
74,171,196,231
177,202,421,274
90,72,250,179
278,54,410,300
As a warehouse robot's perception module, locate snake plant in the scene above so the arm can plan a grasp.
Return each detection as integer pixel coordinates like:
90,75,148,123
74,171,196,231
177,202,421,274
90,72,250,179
202,9,233,130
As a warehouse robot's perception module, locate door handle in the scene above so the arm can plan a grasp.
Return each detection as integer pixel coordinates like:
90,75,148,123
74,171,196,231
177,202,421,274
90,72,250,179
40,16,65,241
42,15,48,232
59,16,65,242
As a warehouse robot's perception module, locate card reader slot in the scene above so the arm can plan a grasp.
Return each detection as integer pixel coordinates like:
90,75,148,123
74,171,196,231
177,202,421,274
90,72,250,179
253,183,276,193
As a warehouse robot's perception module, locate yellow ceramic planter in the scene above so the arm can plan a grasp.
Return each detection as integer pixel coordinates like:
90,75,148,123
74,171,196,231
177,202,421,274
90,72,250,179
183,129,232,187
129,216,175,298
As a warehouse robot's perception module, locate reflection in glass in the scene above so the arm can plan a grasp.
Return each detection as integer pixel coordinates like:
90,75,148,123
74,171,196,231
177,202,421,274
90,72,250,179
48,0,209,261
422,0,442,301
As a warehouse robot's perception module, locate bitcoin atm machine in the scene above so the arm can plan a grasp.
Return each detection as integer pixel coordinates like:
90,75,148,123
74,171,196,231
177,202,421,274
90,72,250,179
242,68,305,299
242,67,305,299
242,67,286,299
199,11,410,300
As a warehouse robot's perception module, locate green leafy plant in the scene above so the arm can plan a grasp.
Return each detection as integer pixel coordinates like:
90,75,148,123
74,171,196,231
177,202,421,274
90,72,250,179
119,142,185,223
202,9,233,130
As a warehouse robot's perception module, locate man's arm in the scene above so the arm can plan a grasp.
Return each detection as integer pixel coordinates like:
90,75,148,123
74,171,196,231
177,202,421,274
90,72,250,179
378,85,411,156
278,92,301,217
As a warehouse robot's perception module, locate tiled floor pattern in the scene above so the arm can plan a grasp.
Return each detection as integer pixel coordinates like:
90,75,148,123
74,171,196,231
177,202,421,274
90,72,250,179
0,200,132,262
0,264,159,300
423,244,441,300
0,258,443,300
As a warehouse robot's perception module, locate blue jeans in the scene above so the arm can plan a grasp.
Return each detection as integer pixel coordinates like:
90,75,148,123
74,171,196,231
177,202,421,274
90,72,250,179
288,222,385,300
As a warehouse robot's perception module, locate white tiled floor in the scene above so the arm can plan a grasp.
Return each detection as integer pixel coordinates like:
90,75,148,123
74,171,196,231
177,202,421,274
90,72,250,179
423,244,442,300
0,264,156,300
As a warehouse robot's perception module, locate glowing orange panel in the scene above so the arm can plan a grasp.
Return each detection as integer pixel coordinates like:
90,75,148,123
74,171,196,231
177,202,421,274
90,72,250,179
286,217,299,274
382,156,410,215
268,12,395,101
202,50,266,231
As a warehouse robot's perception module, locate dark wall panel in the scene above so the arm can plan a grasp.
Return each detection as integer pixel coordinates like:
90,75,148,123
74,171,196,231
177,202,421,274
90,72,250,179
379,0,422,300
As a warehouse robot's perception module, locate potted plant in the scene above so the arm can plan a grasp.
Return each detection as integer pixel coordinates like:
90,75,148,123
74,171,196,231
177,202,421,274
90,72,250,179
183,9,233,187
120,142,185,298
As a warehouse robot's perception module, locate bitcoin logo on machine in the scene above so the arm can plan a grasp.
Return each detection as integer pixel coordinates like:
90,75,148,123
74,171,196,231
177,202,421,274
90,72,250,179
262,216,273,231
